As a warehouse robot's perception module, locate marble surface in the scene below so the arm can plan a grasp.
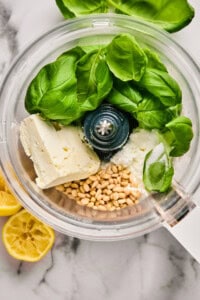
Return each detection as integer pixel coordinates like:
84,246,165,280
0,1,200,299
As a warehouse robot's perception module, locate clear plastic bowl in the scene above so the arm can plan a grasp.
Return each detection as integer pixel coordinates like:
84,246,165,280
1,14,200,240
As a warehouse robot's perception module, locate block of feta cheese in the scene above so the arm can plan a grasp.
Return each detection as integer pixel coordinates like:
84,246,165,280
20,114,100,189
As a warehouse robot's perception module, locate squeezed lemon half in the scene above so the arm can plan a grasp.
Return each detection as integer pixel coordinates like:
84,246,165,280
0,173,22,216
2,209,55,262
0,191,22,216
0,175,5,190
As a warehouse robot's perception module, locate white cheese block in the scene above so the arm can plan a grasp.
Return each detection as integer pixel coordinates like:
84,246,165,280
20,114,100,189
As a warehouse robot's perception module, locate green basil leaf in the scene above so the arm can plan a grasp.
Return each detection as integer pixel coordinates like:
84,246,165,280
166,104,182,118
56,0,108,17
108,79,142,113
138,68,182,107
56,46,85,61
144,48,167,72
136,94,174,129
165,116,193,156
108,0,194,33
38,90,81,125
76,49,113,111
143,143,174,192
55,0,75,18
80,44,105,54
25,47,84,125
106,33,147,82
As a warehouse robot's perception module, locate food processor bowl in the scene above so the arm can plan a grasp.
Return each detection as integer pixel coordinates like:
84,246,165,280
1,14,200,241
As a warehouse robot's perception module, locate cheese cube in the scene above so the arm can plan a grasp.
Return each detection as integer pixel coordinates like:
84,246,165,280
20,114,100,189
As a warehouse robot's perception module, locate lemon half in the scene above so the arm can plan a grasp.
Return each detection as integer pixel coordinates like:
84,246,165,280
2,209,55,262
0,172,22,216
0,191,22,216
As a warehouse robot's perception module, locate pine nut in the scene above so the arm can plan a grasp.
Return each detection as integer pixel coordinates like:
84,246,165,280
83,183,90,192
112,174,118,178
101,181,109,188
90,175,97,181
126,198,134,205
113,186,123,192
99,205,107,211
124,189,131,196
122,173,129,179
71,183,79,189
133,190,141,198
72,190,78,197
106,203,112,209
90,190,96,196
102,174,110,180
96,189,102,198
106,189,112,195
78,192,85,198
56,185,65,192
81,198,89,205
118,199,126,204
111,165,118,173
108,184,115,190
99,200,105,205
113,193,119,201
109,178,114,184
80,186,85,193
103,195,110,202
118,192,125,199
129,194,136,201
96,194,102,201
117,165,123,171
85,179,92,185
91,181,98,189
121,181,129,187
123,168,131,175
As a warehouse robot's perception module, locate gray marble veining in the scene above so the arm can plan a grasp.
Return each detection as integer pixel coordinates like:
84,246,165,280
0,1,18,78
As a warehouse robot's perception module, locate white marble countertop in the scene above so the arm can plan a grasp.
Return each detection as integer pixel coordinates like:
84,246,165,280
0,1,200,299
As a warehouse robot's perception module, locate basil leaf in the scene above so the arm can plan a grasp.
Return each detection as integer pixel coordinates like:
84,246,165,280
144,48,167,72
166,104,182,118
56,0,108,17
25,47,84,125
165,116,193,156
80,44,105,54
136,94,175,129
55,0,75,18
76,49,113,111
106,34,147,82
138,68,182,107
108,0,194,33
143,143,174,192
108,79,142,113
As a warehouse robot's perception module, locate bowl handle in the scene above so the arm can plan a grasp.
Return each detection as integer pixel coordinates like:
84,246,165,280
164,206,200,263
151,185,200,263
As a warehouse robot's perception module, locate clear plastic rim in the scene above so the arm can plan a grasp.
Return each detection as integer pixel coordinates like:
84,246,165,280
1,14,200,240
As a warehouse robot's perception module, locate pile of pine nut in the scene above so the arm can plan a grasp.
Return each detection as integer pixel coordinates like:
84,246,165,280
56,163,141,211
